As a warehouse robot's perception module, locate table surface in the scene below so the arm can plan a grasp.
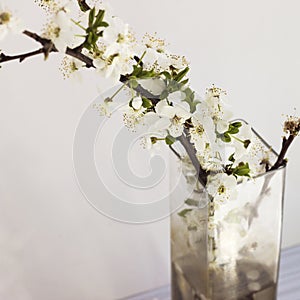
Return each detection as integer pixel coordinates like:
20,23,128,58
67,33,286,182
121,245,300,300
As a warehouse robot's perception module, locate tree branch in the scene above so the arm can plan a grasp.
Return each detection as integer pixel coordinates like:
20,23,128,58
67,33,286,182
177,131,209,187
0,29,208,189
169,145,182,160
0,49,45,64
23,30,53,46
270,134,295,171
120,74,160,105
0,30,95,68
66,47,94,68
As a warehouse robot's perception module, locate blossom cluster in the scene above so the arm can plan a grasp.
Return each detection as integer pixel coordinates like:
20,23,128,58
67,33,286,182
0,0,292,207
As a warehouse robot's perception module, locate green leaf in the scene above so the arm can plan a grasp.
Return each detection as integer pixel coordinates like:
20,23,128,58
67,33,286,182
234,168,250,176
221,132,231,143
160,71,171,80
139,69,157,79
160,90,169,100
87,32,93,45
89,7,96,27
182,87,199,113
184,87,195,100
180,79,189,86
188,225,197,231
231,122,242,128
98,21,109,28
129,78,139,89
142,97,153,108
93,9,105,28
233,162,251,177
185,199,199,207
165,135,176,145
174,67,190,82
131,65,142,77
178,209,192,218
228,125,239,134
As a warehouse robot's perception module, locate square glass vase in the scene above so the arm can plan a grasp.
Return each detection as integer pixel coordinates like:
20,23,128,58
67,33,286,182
170,125,286,300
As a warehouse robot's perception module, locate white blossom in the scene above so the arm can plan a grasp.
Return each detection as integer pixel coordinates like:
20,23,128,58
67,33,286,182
93,49,133,83
0,4,24,41
204,86,232,133
140,33,188,72
93,97,118,117
43,5,82,52
60,57,84,81
91,13,137,82
167,90,186,102
190,110,215,154
155,100,191,137
138,78,166,95
142,112,170,139
140,133,167,158
207,173,238,203
232,123,253,159
123,96,146,130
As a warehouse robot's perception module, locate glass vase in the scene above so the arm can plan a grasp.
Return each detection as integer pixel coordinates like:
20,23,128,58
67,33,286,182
170,125,286,300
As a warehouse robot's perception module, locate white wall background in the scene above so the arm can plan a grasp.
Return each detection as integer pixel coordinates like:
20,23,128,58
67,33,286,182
1,0,300,299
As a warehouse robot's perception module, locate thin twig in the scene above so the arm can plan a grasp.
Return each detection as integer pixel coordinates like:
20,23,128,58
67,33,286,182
0,29,208,188
177,132,208,187
23,30,52,45
270,134,294,171
66,47,94,68
0,49,45,63
0,30,95,67
169,145,182,160
120,74,160,105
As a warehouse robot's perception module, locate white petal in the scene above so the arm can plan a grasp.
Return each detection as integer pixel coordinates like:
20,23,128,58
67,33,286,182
139,78,166,95
174,104,191,120
0,27,8,41
168,91,186,102
149,117,170,132
239,123,253,140
225,175,237,188
132,97,143,110
143,112,159,125
217,120,229,133
94,58,106,69
155,100,175,118
222,108,233,121
143,48,158,66
169,124,183,137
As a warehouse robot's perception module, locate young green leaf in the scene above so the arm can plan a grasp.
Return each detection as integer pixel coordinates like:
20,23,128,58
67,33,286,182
185,199,199,207
174,67,189,82
232,162,251,177
178,209,192,218
89,7,96,27
231,122,242,128
142,97,153,108
228,124,239,135
94,10,105,28
165,135,176,145
221,132,231,143
160,90,169,100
